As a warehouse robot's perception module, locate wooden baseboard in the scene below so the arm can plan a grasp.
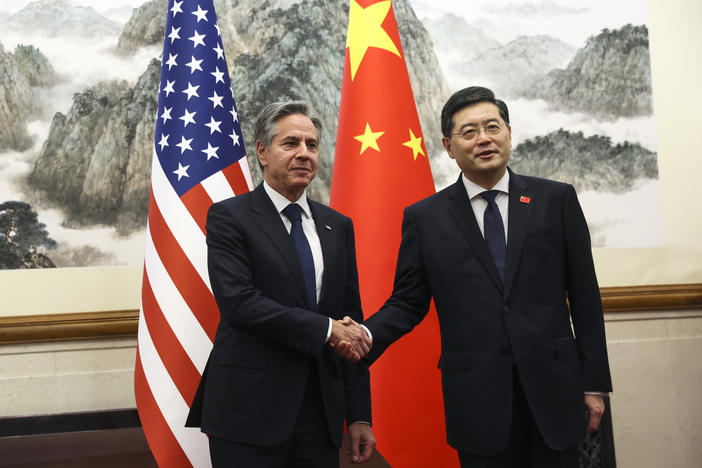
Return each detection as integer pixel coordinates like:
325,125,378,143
0,409,140,437
1,284,701,345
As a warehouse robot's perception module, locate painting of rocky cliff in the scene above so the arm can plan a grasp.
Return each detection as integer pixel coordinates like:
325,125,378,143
0,0,660,269
415,0,662,248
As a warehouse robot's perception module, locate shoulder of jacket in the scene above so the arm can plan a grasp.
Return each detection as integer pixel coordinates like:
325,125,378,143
310,199,351,222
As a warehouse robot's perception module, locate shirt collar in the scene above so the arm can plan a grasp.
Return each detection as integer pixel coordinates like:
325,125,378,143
461,170,510,201
263,180,312,219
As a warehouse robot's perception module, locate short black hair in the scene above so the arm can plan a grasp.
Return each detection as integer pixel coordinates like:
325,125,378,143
440,86,510,137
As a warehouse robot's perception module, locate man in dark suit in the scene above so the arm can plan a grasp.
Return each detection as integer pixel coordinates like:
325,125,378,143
361,86,612,467
186,101,375,467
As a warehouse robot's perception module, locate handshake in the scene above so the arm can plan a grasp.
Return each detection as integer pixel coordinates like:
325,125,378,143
329,316,372,363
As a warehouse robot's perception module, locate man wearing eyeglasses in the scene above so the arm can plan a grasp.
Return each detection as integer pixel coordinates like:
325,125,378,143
361,86,612,467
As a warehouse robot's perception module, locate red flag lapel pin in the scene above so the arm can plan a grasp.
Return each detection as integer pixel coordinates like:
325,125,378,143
520,195,531,204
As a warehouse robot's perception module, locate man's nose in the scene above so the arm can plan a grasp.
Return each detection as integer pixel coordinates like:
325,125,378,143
475,127,492,143
295,143,312,158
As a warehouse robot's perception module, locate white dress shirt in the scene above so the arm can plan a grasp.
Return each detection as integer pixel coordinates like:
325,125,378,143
461,171,510,242
263,181,337,340
263,181,324,301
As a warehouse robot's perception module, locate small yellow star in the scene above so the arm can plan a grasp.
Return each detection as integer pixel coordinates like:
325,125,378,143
346,0,400,80
354,122,385,155
402,128,425,160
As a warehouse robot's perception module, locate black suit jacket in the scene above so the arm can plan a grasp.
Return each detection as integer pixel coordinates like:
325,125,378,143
186,183,371,447
364,169,612,454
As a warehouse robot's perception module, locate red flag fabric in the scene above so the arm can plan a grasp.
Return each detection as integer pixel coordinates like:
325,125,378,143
135,0,252,465
330,1,458,466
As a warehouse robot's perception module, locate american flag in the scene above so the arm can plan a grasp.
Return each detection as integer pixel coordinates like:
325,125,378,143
135,0,252,466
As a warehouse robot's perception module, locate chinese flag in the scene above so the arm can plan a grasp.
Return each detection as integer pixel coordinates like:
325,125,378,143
330,1,458,466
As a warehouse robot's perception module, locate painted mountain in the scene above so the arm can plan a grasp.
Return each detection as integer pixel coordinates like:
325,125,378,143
510,129,658,194
527,24,653,120
485,0,590,17
420,13,501,89
464,34,576,98
29,60,159,235
0,41,58,151
101,5,138,25
27,0,450,238
0,0,121,38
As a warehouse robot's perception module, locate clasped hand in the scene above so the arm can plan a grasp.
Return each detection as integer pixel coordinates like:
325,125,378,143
329,316,372,362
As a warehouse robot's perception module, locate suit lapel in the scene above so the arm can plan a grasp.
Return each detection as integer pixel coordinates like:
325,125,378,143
310,201,336,309
503,170,533,299
249,184,309,305
446,177,503,290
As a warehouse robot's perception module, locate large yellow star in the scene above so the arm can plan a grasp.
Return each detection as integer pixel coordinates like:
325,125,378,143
346,0,400,80
354,122,385,155
402,128,425,160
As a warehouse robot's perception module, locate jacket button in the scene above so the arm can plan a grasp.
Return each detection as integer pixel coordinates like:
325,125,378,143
503,305,510,313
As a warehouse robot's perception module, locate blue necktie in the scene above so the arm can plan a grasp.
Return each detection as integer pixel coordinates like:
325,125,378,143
481,190,506,281
282,203,317,309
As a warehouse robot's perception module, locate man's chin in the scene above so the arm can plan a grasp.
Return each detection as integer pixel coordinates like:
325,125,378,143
476,159,507,172
290,175,315,189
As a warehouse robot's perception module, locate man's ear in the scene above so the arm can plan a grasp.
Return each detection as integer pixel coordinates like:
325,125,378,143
442,137,455,159
256,141,267,168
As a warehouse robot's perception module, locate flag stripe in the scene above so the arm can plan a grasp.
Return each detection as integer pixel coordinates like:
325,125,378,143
151,153,210,289
135,352,192,467
238,156,254,192
201,170,236,203
181,183,213,235
142,271,201,405
223,158,253,195
144,228,212,373
137,313,212,467
138,1,252,463
236,155,253,193
147,191,221,339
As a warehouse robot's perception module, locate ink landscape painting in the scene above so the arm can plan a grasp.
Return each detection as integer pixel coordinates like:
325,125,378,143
0,0,661,270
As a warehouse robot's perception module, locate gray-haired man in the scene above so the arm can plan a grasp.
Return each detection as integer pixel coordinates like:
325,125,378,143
187,101,375,467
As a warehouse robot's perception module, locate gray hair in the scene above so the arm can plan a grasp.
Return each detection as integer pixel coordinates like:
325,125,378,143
253,101,323,149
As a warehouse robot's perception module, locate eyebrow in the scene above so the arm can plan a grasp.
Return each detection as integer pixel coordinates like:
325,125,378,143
280,135,318,145
280,136,302,143
458,118,500,130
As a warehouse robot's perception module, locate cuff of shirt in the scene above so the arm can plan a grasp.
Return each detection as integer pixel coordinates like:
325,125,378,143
325,318,333,342
584,391,607,396
360,324,372,342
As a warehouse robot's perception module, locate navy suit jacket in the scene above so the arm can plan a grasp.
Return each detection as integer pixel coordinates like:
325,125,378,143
186,183,371,447
364,169,612,454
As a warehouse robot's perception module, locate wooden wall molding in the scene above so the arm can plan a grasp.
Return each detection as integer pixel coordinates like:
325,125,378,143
1,284,701,344
600,283,702,312
0,310,139,345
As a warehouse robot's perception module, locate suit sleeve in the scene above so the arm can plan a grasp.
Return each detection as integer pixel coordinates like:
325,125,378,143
206,202,330,356
339,218,372,424
364,207,433,364
563,185,613,392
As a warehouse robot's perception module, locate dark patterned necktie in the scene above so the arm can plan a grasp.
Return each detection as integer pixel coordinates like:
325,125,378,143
480,190,506,281
282,203,317,308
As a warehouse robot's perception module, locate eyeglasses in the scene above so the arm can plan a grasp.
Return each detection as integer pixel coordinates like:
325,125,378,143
451,122,508,141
